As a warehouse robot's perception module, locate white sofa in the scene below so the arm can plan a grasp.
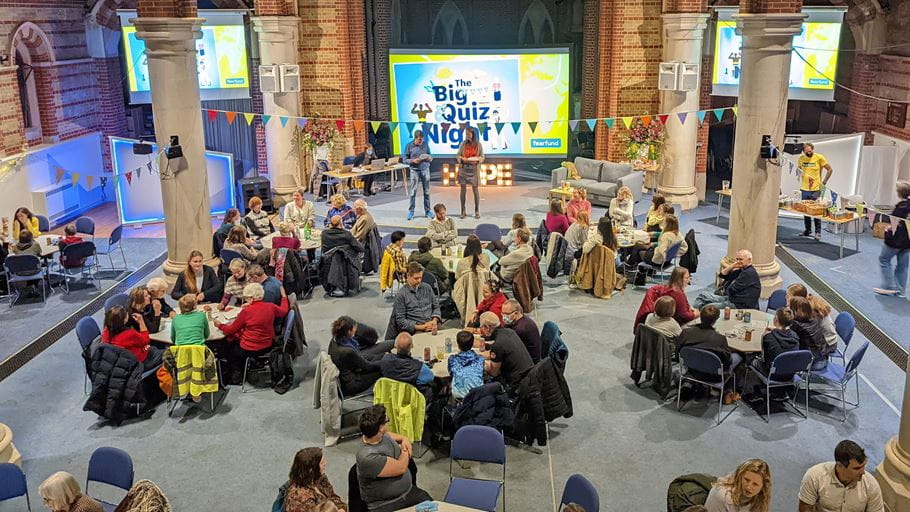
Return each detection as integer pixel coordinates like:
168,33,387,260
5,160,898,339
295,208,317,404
550,157,643,206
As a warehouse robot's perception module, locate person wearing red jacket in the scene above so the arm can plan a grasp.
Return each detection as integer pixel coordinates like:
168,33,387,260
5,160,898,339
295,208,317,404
101,306,163,370
633,267,699,331
465,281,507,332
215,281,289,383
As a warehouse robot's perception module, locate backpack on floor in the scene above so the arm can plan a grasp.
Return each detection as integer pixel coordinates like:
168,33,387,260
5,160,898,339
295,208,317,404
666,473,717,512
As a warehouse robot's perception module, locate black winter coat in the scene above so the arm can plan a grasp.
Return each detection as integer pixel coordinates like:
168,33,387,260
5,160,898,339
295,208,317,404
453,382,514,431
328,339,381,396
546,235,572,279
679,229,699,274
886,199,910,250
362,226,383,275
83,344,147,425
534,357,573,421
319,246,362,295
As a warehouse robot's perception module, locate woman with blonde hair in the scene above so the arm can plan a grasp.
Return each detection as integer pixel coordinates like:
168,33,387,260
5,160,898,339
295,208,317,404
566,187,592,224
324,194,356,229
808,294,838,349
705,459,771,512
170,250,223,303
564,210,590,253
609,186,635,227
645,194,668,231
38,471,102,512
626,214,687,268
501,213,527,254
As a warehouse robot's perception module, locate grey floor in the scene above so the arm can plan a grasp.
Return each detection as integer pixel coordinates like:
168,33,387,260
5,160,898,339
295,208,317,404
0,191,904,511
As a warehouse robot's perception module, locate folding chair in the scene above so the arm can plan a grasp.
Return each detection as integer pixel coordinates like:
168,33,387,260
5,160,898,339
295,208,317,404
559,474,599,512
677,347,739,425
804,341,869,422
76,316,101,394
475,223,501,243
0,463,31,511
4,254,47,306
765,289,787,312
638,241,682,284
242,310,295,392
444,425,506,512
95,225,127,272
75,216,96,241
86,447,134,511
166,345,223,415
830,311,855,364
56,241,100,293
745,350,813,422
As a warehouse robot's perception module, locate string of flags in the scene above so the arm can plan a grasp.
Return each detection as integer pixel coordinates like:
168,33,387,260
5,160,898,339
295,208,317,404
49,153,156,191
200,106,740,135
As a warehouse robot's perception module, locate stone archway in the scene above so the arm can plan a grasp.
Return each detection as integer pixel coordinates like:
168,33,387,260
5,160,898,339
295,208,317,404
9,22,55,143
9,21,55,64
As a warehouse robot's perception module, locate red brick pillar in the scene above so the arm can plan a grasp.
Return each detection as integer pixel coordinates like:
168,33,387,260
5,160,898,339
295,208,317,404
0,67,26,157
847,52,880,143
94,57,129,172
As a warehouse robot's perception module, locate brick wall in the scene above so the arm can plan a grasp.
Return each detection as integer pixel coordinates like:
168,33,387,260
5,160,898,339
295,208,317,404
254,0,294,16
580,0,598,119
95,57,129,172
847,52,880,142
663,0,707,14
0,68,26,155
871,54,910,141
696,54,712,175
739,0,802,14
136,0,197,18
250,56,269,175
366,0,392,121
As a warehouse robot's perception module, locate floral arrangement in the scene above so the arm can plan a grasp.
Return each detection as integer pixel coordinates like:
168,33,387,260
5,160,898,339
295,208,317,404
298,115,337,150
623,117,665,164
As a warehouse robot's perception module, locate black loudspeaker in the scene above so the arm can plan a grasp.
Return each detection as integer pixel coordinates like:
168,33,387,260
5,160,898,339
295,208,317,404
132,142,153,155
236,176,274,214
759,135,778,159
783,143,803,155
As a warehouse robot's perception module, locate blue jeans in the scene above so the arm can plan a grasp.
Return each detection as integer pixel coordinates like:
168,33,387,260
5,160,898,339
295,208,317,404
879,244,910,294
801,190,821,233
408,168,431,214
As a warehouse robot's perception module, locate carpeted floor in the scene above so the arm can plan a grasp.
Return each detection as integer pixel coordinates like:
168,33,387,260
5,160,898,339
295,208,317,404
0,196,902,511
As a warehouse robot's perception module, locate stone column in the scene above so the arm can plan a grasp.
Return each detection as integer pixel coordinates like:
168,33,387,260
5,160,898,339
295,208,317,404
657,13,709,210
252,17,302,200
875,356,910,511
132,17,215,273
724,13,804,297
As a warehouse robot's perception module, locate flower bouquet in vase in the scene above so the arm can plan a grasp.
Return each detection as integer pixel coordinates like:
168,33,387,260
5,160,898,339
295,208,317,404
623,117,664,189
296,116,338,193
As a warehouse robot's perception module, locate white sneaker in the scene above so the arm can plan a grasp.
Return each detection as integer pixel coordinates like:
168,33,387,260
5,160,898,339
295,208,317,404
873,288,900,296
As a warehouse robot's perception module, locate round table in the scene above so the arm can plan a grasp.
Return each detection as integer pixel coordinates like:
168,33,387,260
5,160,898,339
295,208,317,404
259,229,321,251
409,328,485,378
148,304,243,344
712,308,771,354
617,228,650,249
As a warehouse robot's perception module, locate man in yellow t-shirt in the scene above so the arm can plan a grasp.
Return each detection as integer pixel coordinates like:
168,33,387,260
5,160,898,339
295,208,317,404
797,142,833,240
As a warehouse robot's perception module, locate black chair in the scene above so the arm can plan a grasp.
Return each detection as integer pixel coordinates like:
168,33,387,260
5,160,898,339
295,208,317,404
75,216,96,241
347,464,367,512
57,241,99,293
677,347,739,426
421,269,441,296
96,225,127,271
242,310,296,393
35,214,50,233
4,254,47,306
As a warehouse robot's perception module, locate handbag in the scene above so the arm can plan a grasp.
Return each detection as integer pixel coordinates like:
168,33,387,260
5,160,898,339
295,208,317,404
873,221,890,239
156,365,173,398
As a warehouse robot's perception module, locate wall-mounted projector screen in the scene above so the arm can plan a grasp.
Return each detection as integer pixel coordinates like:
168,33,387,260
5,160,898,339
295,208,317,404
389,49,570,157
712,8,845,102
117,10,250,104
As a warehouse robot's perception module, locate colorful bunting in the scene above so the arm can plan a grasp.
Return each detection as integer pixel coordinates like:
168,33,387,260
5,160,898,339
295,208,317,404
405,122,416,134
658,114,669,126
528,121,538,133
511,122,522,134
867,210,877,225
696,111,707,124
70,172,80,187
243,113,255,125
124,172,132,186
441,122,451,134
569,120,579,132
830,191,838,204
585,119,596,132
86,176,94,189
353,120,364,132
261,115,272,125
335,120,346,131
621,117,633,129
712,109,725,122
477,122,488,133
207,110,218,122
495,122,505,134
677,112,688,125
891,217,900,232
604,118,615,129
388,122,398,133
55,167,66,184
371,121,382,133
280,117,289,127
641,115,652,126
731,106,738,117
134,168,141,181
297,118,308,128
225,112,237,125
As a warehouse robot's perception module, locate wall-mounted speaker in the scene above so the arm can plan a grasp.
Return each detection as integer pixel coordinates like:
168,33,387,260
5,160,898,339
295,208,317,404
259,65,279,94
658,62,679,91
279,64,300,93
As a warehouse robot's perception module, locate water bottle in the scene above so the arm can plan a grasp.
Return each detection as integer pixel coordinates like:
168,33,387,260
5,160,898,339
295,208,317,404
303,223,311,241
445,337,453,353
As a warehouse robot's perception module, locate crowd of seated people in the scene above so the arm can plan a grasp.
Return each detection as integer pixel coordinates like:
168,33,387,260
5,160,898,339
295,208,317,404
408,236,448,293
325,194,357,229
426,203,457,247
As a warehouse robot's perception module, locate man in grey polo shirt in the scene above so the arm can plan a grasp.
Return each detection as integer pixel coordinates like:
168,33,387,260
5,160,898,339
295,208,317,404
798,439,883,512
356,404,431,512
392,262,441,335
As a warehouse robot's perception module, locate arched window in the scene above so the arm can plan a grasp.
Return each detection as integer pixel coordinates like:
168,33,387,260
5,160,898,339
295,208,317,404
518,0,555,45
431,0,469,46
10,22,55,141
15,52,36,130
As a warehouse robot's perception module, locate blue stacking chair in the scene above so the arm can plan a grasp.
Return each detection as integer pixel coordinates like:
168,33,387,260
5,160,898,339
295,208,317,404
765,289,787,311
76,316,101,394
57,241,100,293
445,425,506,512
805,341,869,422
75,216,96,240
677,347,739,425
96,225,127,272
4,254,47,306
220,248,243,266
35,214,50,233
638,241,682,284
475,223,501,243
86,447,134,511
104,293,130,312
559,474,599,512
830,311,856,364
746,350,813,422
0,463,31,511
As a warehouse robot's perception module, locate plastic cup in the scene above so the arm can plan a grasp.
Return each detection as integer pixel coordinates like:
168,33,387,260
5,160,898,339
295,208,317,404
722,180,730,190
437,346,445,361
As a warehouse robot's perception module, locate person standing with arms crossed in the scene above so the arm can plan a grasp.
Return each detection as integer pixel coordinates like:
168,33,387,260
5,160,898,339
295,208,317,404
798,142,834,240
456,126,485,219
404,130,433,221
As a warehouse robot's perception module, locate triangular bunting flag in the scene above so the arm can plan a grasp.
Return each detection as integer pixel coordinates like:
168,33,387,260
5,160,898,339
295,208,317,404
495,122,505,134
641,115,652,126
441,122,451,134
540,121,552,133
353,120,364,132
458,123,467,132
70,172,80,187
146,162,154,174
585,119,596,132
86,176,94,189
370,121,382,133
261,115,272,125
405,122,416,135
819,184,826,199
389,122,398,133
891,217,900,232
677,112,688,125
422,123,432,136
732,106,738,117
696,111,707,124
867,210,876,225
658,114,669,126
134,168,141,181
511,122,522,134
280,117,289,127
477,122,488,133
297,118,308,128
243,113,255,125
335,119,346,131
528,121,538,133
124,172,131,186
712,109,725,122
225,112,237,125
621,117,633,129
569,120,579,132
207,110,218,122
55,167,66,184
604,118,615,129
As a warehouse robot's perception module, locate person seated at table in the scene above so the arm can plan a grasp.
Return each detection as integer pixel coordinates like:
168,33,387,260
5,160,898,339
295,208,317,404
449,330,485,400
147,277,175,319
788,295,831,370
321,214,364,255
324,194,356,229
705,459,772,512
224,225,268,265
479,311,534,394
243,196,274,240
128,285,164,334
545,200,571,235
633,267,699,331
171,250,223,303
283,187,316,229
38,471,103,512
693,249,760,310
625,214,687,268
496,228,533,283
786,283,808,302
379,332,434,392
102,305,163,371
282,447,348,512
56,223,86,268
645,195,668,232
499,213,527,255
392,262,441,334
351,198,376,243
216,208,242,241
380,230,406,294
582,216,619,256
501,299,543,363
214,282,289,383
246,264,284,305
271,221,302,251
566,187,592,224
12,207,40,238
455,234,490,280
11,229,42,256
170,294,209,346
755,307,800,377
564,210,590,257
643,296,682,341
808,294,838,352
466,281,507,330
426,203,457,247
352,142,379,196
329,315,394,396
676,305,740,396
408,236,448,293
356,404,432,512
219,258,248,308
609,186,635,228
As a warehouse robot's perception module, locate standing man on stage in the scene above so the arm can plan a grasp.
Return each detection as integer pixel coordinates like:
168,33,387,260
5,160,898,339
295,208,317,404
798,142,834,240
404,130,433,221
